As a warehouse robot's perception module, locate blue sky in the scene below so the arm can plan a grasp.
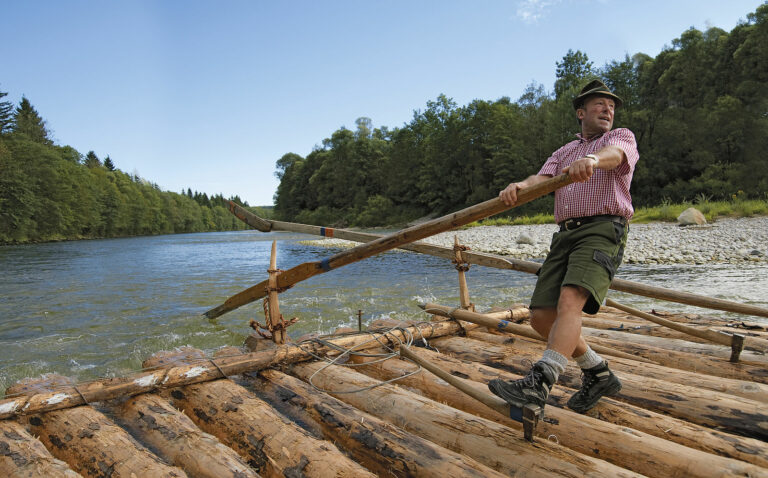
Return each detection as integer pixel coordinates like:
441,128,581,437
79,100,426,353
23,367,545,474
2,1,763,206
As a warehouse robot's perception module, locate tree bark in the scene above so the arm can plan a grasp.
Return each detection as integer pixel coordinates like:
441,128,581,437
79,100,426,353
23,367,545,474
164,378,374,478
431,335,768,439
112,393,259,478
251,368,508,478
287,360,641,477
348,347,767,477
467,330,768,402
0,420,81,478
354,344,768,468
15,407,187,478
0,321,464,420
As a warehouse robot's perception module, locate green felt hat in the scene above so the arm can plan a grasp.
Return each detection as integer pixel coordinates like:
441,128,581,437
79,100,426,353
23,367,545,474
573,79,623,110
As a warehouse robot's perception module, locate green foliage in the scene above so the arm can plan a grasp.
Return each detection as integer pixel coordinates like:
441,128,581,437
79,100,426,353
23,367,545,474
630,197,768,223
273,4,768,228
555,49,594,99
0,134,251,244
0,86,12,134
12,97,52,145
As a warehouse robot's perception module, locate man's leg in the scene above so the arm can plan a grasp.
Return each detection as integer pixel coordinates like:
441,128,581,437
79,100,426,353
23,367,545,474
487,287,590,408
530,297,590,361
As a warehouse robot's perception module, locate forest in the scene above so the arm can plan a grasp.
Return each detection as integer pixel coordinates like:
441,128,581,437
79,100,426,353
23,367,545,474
274,4,768,227
0,96,269,244
1,5,766,242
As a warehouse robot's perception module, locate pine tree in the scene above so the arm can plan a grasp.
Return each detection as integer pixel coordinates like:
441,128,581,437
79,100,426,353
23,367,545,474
0,87,13,134
13,97,52,144
84,150,101,168
103,155,115,171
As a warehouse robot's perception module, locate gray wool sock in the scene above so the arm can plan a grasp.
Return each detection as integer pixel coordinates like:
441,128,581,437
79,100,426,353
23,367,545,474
538,349,568,383
574,346,604,370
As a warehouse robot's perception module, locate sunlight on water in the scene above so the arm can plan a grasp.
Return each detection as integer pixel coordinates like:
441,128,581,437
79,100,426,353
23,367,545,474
1,230,766,393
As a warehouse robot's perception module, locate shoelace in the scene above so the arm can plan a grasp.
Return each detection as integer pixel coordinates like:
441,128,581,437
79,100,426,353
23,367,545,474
579,369,599,391
520,358,543,388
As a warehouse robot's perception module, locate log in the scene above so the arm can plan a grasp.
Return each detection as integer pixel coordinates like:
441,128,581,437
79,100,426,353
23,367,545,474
350,347,768,477
422,303,656,363
579,326,768,364
205,173,573,319
348,344,768,468
0,420,81,478
252,368,508,478
0,321,464,420
466,329,768,402
562,333,768,384
16,408,187,477
430,335,768,439
606,298,768,354
112,393,259,478
165,378,373,478
228,204,768,319
287,361,641,477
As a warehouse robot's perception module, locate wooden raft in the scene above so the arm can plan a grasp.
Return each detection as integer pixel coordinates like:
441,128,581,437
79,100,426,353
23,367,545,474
1,305,767,478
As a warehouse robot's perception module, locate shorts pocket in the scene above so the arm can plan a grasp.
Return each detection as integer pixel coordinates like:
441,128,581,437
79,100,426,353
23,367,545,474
593,249,617,280
612,222,625,244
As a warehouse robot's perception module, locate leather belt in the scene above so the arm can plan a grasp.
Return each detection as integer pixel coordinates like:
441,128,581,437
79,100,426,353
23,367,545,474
559,215,627,231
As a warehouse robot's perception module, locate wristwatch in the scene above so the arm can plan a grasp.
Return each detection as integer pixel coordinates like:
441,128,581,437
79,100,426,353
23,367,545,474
584,154,600,167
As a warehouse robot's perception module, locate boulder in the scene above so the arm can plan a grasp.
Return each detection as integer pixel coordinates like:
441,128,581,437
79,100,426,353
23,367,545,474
677,207,707,226
516,232,535,245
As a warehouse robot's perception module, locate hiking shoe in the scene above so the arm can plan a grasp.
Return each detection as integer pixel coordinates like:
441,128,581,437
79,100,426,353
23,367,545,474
566,361,622,412
488,362,556,408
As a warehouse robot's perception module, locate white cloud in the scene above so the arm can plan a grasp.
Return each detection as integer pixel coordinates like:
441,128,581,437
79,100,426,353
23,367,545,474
517,0,562,24
516,0,563,24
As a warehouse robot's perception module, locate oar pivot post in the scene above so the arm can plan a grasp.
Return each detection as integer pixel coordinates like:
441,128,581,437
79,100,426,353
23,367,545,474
728,332,746,362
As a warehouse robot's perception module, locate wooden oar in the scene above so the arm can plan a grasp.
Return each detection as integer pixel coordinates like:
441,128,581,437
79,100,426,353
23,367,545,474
419,302,655,363
227,203,768,320
605,298,768,356
205,173,573,319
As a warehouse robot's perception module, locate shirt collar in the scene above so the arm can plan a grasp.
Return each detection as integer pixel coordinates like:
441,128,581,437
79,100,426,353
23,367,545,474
576,131,606,143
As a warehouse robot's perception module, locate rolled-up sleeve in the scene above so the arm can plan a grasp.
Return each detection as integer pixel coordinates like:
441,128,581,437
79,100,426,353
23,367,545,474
604,128,639,176
538,147,564,176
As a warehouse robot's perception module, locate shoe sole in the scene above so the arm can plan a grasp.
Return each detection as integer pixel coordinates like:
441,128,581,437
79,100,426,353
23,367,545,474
567,381,622,413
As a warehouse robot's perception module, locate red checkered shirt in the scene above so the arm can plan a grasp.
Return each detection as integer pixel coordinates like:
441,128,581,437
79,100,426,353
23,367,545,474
538,128,639,224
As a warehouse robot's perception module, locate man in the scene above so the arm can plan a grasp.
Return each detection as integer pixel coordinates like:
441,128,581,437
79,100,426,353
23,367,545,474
488,79,639,413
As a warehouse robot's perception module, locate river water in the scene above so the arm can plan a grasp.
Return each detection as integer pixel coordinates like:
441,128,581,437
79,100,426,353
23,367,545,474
1,230,767,393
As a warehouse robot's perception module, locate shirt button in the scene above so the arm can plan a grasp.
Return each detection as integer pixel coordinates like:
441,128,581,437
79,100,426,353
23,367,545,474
564,205,569,209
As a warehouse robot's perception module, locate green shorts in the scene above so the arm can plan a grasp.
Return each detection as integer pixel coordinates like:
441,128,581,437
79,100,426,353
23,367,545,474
530,220,628,314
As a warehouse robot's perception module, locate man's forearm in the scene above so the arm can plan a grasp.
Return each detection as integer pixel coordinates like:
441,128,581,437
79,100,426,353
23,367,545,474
517,174,553,189
592,145,626,170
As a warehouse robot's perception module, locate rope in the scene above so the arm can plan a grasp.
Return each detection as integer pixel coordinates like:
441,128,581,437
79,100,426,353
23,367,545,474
296,323,428,395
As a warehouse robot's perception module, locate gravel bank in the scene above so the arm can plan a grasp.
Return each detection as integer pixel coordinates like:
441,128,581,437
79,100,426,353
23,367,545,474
300,216,768,265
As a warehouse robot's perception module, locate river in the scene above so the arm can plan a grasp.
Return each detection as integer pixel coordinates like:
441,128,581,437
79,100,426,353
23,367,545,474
1,230,767,393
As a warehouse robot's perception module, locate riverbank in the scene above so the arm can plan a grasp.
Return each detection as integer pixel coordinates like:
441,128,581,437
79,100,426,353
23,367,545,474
301,216,768,265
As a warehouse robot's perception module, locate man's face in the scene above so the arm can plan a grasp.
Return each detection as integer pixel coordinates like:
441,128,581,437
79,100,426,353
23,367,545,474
577,96,615,136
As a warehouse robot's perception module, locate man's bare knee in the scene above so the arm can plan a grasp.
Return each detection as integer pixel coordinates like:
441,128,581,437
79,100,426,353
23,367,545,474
558,285,590,313
530,307,556,336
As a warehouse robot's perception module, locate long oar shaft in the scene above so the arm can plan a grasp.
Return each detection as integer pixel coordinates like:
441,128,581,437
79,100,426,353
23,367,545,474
205,173,573,319
605,298,768,354
229,204,768,319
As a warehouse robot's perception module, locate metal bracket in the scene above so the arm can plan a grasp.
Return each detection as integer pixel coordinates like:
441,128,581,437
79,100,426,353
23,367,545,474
509,403,542,442
522,404,542,442
730,333,746,362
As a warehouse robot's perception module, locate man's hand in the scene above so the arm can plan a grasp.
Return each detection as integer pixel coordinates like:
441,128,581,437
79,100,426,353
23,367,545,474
499,182,522,206
563,155,599,183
